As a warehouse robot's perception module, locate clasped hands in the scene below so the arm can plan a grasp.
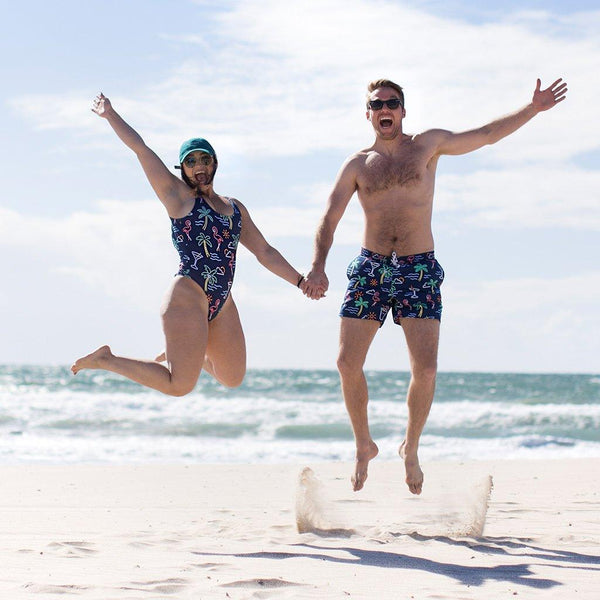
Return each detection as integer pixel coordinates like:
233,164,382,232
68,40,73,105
301,271,328,300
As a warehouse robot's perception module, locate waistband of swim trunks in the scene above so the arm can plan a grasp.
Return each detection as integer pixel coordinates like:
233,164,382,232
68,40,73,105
360,248,434,262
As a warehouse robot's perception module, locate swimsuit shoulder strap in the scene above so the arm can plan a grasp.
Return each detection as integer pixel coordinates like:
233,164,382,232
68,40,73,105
223,196,240,214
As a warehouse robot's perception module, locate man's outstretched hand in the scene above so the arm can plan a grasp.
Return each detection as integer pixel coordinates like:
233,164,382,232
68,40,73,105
532,78,567,112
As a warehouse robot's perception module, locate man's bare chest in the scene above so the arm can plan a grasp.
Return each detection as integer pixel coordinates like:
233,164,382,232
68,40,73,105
360,150,429,194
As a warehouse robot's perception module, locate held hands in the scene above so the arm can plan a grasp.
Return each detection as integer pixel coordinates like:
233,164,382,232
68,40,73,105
532,78,567,112
91,92,113,118
302,270,329,300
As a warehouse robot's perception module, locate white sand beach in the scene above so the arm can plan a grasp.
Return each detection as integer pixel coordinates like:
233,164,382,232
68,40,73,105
1,458,599,599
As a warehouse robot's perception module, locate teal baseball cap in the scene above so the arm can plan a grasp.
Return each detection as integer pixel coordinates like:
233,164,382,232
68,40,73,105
178,138,217,164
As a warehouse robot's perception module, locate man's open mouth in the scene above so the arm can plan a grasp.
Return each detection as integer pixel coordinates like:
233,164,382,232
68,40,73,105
379,117,393,128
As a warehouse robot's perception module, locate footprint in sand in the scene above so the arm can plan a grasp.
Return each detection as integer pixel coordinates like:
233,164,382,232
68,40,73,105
46,541,97,558
22,583,90,594
121,578,189,595
221,578,305,590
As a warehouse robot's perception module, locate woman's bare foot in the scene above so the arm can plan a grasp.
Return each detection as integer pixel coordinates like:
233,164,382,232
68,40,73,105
399,440,424,495
351,440,379,491
71,345,113,375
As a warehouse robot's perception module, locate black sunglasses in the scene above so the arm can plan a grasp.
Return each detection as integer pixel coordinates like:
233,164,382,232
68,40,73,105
368,98,403,110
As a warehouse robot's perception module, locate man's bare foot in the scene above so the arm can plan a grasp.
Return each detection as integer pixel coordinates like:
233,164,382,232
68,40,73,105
351,441,379,491
71,345,113,375
399,440,424,495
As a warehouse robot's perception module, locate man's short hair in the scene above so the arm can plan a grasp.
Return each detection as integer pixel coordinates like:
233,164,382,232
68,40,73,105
366,79,404,108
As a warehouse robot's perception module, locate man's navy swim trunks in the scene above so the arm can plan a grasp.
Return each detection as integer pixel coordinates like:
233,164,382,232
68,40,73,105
339,248,444,325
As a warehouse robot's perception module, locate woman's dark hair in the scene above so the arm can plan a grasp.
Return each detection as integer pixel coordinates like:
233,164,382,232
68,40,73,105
181,170,195,189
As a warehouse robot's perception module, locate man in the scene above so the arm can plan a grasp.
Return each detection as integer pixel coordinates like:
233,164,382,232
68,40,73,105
304,77,567,495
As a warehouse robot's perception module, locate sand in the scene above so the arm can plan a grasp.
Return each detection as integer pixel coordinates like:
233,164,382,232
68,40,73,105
1,458,598,599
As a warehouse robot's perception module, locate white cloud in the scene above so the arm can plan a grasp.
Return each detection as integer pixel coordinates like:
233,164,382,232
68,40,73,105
0,201,173,312
10,0,600,163
242,200,363,244
440,271,600,372
445,272,600,320
4,0,600,371
436,165,600,229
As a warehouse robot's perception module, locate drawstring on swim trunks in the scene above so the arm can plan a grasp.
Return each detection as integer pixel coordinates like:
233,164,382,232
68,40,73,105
391,251,399,267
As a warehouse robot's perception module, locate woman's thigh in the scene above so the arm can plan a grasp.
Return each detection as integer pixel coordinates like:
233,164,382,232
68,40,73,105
161,277,210,393
206,295,246,386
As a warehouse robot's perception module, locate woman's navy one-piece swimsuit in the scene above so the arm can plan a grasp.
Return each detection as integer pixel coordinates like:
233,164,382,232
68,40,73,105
170,196,242,320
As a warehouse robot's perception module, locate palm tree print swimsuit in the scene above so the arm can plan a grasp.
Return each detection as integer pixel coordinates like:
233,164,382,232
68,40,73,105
171,196,242,320
340,248,444,325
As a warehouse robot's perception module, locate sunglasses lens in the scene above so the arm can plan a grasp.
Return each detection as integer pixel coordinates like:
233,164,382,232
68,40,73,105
369,99,402,110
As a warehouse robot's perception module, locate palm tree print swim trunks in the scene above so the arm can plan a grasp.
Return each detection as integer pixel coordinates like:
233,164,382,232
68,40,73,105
339,248,444,325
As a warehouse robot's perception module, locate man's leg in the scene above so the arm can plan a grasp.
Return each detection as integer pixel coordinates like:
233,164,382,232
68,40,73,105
398,317,440,495
337,317,380,491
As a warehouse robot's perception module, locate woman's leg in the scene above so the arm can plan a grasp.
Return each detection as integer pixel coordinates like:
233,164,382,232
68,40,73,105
71,277,209,396
150,296,246,387
202,296,247,388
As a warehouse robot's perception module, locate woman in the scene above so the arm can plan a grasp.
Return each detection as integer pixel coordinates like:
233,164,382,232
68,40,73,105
72,93,306,395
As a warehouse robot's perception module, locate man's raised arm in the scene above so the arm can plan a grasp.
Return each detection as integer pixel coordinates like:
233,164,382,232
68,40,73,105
434,77,567,157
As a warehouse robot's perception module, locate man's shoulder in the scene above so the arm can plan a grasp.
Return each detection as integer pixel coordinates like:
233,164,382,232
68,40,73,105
413,128,453,145
340,149,371,171
348,147,372,160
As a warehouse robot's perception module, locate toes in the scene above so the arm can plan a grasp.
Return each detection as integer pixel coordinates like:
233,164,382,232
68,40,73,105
352,471,366,491
409,483,422,495
406,473,423,495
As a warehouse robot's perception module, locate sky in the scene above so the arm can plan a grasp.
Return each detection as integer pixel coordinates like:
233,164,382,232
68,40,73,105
1,0,598,373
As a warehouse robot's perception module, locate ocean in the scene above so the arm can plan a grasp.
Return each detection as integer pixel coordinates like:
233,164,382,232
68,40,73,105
1,366,599,465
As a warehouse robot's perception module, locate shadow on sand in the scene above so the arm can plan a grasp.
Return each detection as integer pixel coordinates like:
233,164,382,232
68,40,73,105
194,534,600,590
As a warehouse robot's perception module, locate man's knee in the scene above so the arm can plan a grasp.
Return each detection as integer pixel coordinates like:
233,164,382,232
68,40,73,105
337,350,364,377
411,360,438,383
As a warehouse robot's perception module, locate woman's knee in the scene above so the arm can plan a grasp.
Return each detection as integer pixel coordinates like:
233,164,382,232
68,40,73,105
216,364,246,388
167,379,198,397
166,368,201,396
220,372,245,388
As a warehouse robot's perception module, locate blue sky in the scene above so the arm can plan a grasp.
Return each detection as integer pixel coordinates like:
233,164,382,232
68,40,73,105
1,0,598,372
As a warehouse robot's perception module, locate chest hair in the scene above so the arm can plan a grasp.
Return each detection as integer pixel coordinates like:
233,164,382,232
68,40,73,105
362,149,425,194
